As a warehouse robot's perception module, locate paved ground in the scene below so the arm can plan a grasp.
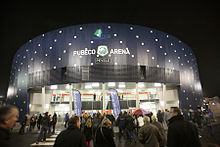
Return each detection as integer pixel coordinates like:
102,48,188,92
9,119,220,147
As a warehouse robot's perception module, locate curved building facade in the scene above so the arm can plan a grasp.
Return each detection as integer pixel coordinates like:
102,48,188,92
7,23,203,119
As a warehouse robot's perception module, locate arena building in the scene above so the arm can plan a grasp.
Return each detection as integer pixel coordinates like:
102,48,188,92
6,23,203,119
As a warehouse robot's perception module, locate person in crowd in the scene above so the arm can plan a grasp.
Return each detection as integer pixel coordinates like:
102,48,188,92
19,113,27,134
0,105,19,147
125,113,136,143
134,115,139,133
208,108,215,122
116,111,127,137
94,117,116,147
164,109,170,125
92,112,103,139
152,115,166,147
52,112,57,134
37,114,42,130
30,114,37,131
48,114,53,135
84,118,92,147
25,114,31,132
194,107,203,128
157,110,164,123
81,113,88,133
137,114,144,132
106,111,115,125
203,110,216,140
64,113,69,128
188,109,194,123
146,111,153,123
54,115,87,147
167,107,201,147
36,112,50,144
138,116,162,147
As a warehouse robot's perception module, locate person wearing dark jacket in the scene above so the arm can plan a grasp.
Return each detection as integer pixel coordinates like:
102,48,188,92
19,113,27,134
84,118,92,147
157,110,164,123
116,111,126,136
94,117,116,147
138,116,162,147
52,112,57,134
167,107,201,147
125,114,136,143
54,115,87,147
152,115,166,147
37,114,42,130
0,105,19,147
36,112,50,144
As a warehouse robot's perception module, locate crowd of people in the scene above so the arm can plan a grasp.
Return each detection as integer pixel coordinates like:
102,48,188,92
0,105,219,147
18,112,58,137
53,107,214,147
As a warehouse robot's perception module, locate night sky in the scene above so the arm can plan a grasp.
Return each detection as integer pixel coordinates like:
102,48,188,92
0,1,219,98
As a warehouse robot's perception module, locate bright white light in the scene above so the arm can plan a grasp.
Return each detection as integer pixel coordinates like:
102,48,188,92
96,91,102,95
118,82,125,88
66,84,70,89
88,90,95,94
7,86,14,97
29,104,32,108
154,83,161,87
138,82,145,88
45,104,49,109
160,101,164,106
117,89,123,93
50,85,58,89
108,82,115,87
85,83,92,89
92,83,99,87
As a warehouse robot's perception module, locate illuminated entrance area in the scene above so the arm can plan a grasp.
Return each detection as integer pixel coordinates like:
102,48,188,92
29,82,179,116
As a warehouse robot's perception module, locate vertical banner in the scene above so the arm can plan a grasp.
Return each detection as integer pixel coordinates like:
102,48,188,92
109,89,121,117
72,90,82,116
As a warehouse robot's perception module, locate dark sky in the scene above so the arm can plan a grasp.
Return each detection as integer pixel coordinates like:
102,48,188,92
0,1,219,98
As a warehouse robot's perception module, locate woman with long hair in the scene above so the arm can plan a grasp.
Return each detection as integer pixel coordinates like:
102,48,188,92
94,117,115,147
84,118,92,147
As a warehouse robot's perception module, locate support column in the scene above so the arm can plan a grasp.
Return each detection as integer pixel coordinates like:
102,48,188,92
102,83,106,113
136,83,140,109
41,86,46,113
69,84,73,115
162,83,166,110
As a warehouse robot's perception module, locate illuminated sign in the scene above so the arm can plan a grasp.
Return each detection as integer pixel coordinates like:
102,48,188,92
73,45,130,56
93,29,111,39
97,45,109,57
96,58,111,63
94,29,102,37
73,48,96,56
